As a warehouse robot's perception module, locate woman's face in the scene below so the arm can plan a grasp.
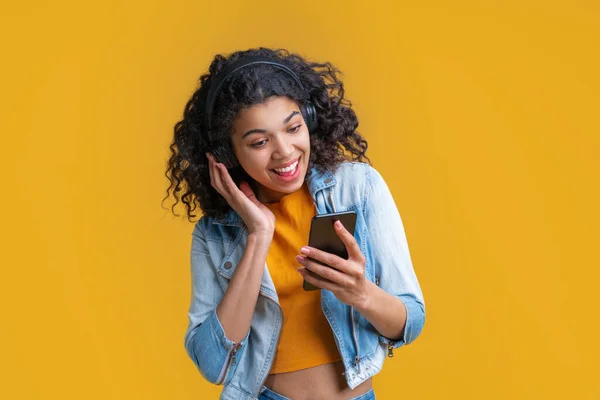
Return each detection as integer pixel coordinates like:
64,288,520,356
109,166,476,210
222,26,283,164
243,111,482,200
230,96,311,204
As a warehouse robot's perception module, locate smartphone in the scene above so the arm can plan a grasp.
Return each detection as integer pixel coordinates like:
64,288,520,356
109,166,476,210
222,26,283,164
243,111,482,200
303,211,358,291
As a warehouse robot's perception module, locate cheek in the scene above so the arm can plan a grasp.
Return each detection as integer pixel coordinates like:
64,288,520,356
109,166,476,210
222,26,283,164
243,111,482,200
236,149,270,177
300,132,311,153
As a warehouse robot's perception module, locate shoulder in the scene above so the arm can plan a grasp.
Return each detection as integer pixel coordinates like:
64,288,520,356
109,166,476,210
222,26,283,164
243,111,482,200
192,215,211,235
330,161,370,181
192,213,244,248
330,161,383,189
327,161,382,206
190,216,213,246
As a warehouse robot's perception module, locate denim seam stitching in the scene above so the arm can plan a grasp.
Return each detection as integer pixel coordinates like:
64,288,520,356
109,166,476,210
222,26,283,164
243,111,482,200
256,303,282,388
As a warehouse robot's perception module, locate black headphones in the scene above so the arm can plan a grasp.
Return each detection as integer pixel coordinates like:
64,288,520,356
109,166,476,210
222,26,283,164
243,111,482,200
204,55,318,168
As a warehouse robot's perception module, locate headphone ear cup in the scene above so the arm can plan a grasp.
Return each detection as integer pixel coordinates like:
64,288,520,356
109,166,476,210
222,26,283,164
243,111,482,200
300,102,318,133
222,149,239,169
211,144,239,169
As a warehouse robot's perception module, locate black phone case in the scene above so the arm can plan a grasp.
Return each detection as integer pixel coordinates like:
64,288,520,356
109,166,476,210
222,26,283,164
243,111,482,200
303,211,358,291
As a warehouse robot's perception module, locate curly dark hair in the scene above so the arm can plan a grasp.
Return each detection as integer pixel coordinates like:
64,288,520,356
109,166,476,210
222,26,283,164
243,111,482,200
162,47,371,221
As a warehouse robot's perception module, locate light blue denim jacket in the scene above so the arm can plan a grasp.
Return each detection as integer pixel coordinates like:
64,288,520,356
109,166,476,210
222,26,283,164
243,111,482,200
184,162,426,400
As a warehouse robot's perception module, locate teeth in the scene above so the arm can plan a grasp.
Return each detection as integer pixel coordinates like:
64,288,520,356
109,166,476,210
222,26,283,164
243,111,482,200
274,160,298,173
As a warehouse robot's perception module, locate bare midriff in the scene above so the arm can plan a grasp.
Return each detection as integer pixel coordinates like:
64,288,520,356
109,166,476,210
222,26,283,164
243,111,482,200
265,360,372,400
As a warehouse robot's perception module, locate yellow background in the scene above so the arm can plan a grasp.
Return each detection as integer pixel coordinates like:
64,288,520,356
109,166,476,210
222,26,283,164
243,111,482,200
2,1,599,399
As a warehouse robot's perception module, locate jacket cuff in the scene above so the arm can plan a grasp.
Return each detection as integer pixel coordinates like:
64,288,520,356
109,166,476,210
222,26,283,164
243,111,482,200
207,309,251,350
379,294,425,349
185,310,250,384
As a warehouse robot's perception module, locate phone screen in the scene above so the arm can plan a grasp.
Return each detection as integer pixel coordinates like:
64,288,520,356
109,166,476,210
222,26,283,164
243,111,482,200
303,211,357,291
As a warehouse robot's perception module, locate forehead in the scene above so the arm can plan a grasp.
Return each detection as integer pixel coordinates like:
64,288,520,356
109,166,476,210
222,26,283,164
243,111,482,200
234,96,299,126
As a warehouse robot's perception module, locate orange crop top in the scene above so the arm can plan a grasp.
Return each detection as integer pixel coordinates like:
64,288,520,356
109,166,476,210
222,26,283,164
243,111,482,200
264,182,341,374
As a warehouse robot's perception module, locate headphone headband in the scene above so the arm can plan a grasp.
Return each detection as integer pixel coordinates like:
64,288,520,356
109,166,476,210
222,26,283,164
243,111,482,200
204,55,308,134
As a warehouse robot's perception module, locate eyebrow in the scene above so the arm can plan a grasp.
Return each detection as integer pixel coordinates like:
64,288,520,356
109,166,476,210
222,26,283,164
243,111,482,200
241,111,300,139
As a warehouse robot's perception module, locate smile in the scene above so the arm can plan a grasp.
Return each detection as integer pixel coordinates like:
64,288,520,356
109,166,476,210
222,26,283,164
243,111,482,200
269,157,302,182
272,159,299,175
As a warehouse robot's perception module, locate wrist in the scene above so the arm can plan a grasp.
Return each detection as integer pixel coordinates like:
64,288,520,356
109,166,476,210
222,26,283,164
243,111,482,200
353,280,376,312
248,230,273,245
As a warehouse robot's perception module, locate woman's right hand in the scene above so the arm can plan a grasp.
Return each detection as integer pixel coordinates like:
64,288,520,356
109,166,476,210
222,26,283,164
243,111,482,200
206,153,275,236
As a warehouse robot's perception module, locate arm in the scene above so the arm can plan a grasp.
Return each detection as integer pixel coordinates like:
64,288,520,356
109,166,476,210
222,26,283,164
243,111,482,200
184,152,277,384
297,165,425,349
360,165,426,348
354,280,409,343
216,231,273,341
184,224,272,385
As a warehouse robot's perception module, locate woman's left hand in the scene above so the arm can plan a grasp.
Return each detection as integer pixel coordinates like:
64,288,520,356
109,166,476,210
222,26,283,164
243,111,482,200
296,220,369,309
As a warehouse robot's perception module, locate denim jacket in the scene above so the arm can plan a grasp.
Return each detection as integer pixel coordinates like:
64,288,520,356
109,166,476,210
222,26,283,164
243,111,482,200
184,162,426,400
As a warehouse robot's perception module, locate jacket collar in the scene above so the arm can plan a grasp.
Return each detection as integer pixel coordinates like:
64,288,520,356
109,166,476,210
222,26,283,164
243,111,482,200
213,165,336,227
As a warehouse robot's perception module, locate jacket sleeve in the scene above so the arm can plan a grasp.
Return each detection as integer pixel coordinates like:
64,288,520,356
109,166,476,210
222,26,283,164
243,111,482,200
183,222,250,385
364,165,426,349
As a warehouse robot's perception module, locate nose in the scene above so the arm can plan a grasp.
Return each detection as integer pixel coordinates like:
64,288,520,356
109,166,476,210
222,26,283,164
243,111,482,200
272,135,294,160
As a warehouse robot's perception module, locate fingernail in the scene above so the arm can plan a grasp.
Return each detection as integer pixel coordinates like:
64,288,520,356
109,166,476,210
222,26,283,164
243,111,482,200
335,220,342,228
296,255,305,263
300,247,310,255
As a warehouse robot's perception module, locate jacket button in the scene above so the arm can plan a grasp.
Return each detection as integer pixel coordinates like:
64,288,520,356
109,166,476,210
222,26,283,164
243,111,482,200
324,178,332,184
224,261,233,270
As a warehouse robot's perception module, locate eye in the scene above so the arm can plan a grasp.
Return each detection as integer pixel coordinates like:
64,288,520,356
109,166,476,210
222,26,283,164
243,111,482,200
289,124,303,133
251,140,268,149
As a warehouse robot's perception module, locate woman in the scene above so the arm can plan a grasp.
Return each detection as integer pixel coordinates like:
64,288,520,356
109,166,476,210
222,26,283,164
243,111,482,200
164,47,426,400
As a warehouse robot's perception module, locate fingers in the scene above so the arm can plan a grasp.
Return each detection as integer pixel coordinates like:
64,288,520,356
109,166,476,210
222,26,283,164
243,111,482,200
296,255,349,286
299,246,351,274
207,153,217,189
206,153,232,199
239,181,260,206
333,220,365,262
216,163,237,196
297,267,339,292
210,157,226,196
